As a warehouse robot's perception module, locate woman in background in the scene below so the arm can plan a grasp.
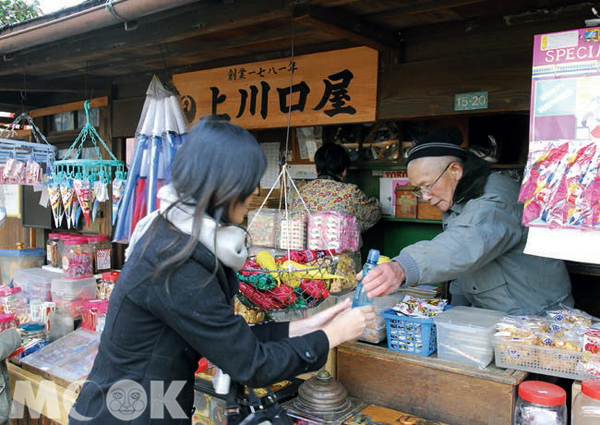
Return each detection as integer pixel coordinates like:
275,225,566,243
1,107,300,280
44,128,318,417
294,143,381,233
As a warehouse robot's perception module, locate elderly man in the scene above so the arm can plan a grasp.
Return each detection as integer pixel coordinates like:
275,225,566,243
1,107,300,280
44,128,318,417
363,127,573,315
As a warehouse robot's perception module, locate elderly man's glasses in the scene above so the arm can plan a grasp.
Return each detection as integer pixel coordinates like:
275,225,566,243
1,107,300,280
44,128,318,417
412,162,452,198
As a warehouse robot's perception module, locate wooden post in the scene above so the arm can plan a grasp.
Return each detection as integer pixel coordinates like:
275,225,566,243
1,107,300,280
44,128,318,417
29,228,36,248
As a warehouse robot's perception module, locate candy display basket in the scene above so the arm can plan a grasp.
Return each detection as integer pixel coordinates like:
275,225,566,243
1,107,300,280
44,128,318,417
237,254,339,312
494,338,600,380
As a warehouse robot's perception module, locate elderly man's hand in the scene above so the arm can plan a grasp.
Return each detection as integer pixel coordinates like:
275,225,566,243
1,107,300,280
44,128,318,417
358,261,405,297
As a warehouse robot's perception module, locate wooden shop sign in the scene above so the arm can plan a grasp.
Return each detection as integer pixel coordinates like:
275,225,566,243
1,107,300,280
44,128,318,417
173,47,378,129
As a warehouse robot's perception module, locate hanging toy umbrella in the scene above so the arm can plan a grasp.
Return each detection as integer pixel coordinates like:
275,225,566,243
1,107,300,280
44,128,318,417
113,75,187,243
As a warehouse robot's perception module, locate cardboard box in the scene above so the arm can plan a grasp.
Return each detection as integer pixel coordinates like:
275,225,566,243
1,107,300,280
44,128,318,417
394,182,417,218
417,200,443,221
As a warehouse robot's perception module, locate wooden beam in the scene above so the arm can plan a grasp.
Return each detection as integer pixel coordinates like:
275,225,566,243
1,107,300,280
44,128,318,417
29,96,108,118
0,0,295,77
43,26,315,81
293,4,402,51
365,0,487,19
0,75,106,93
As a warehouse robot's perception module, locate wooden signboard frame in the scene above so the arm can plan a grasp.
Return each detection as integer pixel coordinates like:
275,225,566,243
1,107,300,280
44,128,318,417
173,47,378,129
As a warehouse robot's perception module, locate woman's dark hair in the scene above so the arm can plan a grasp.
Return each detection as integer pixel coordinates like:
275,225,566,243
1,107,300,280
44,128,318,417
152,115,266,283
314,143,350,178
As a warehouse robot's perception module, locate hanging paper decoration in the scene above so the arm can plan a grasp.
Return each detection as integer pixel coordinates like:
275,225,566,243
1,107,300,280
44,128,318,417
48,100,126,229
48,186,63,227
73,179,92,227
113,75,186,243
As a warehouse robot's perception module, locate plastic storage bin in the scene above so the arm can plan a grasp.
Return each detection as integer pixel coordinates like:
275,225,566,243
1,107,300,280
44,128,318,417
382,309,437,356
434,306,504,367
51,276,96,319
62,238,93,279
0,247,45,284
20,329,100,384
13,267,61,302
382,304,452,356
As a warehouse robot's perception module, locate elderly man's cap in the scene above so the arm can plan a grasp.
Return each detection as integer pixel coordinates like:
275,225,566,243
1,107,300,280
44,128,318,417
407,126,467,164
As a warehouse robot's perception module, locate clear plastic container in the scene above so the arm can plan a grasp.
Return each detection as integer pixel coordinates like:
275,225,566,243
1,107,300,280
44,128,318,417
97,270,119,300
56,233,80,269
514,381,566,425
81,299,109,332
62,238,93,279
13,267,61,303
573,378,600,424
0,247,46,284
359,293,399,344
433,306,504,368
46,233,62,268
247,208,280,248
0,287,28,323
87,235,111,274
51,276,96,319
47,306,74,343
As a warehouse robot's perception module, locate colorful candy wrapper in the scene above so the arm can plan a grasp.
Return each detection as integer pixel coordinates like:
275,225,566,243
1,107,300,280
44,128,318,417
547,143,597,226
3,157,26,183
112,179,125,226
392,295,448,319
73,179,92,227
60,184,74,228
25,159,42,185
47,185,63,227
521,143,570,225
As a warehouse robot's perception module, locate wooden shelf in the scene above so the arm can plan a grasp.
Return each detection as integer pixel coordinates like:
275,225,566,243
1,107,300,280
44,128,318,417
491,163,525,169
382,217,442,224
351,163,523,171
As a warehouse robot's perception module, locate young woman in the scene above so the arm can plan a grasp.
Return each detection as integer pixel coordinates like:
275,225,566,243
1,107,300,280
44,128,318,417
69,116,375,424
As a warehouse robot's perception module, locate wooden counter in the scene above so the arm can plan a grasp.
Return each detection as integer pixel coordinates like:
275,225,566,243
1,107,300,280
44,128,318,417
8,363,75,425
337,342,527,425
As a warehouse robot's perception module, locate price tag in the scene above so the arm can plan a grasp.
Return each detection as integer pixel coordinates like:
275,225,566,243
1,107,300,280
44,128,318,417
454,91,488,111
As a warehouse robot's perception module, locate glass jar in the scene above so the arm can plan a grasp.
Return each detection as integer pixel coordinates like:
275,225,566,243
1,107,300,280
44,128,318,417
87,235,112,274
46,233,61,268
98,271,119,300
514,381,567,425
573,378,600,424
56,233,80,268
62,238,93,279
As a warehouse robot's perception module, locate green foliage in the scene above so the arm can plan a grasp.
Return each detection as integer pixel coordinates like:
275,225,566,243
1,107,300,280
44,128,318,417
0,0,42,26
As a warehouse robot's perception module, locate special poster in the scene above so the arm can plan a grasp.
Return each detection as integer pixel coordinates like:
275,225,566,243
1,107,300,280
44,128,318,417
521,28,600,230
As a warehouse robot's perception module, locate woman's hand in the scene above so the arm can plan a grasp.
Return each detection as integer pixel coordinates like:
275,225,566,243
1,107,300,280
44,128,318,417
322,305,376,349
289,298,352,337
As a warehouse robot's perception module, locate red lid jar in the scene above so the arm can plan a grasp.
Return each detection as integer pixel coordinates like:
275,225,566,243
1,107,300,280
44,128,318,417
515,381,566,425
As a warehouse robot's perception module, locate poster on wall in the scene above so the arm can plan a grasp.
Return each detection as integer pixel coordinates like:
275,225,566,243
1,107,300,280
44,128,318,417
173,47,378,130
522,28,600,263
